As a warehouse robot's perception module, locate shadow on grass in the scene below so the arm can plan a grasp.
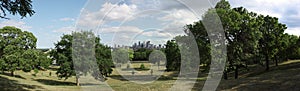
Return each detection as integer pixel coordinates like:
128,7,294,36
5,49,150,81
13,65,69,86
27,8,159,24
109,74,175,81
245,62,300,78
0,72,26,80
47,67,58,71
34,79,76,86
191,62,300,91
133,68,150,71
0,76,44,91
121,68,150,71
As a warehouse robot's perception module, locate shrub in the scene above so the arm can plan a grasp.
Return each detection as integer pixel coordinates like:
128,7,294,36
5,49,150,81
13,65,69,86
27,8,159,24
140,63,146,70
127,63,131,69
158,76,173,80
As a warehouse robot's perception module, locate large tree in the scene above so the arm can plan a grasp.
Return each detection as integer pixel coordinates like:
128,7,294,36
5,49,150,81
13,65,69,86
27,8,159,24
257,15,287,70
185,20,211,70
165,40,181,71
0,0,35,19
185,0,289,79
51,31,113,86
95,37,113,77
0,26,50,76
51,34,74,80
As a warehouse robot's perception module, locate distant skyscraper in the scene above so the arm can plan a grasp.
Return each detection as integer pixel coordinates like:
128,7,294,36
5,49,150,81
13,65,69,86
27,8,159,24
130,41,163,50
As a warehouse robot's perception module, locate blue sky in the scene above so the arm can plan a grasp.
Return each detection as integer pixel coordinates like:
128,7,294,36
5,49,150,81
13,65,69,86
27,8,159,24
0,0,299,48
0,0,86,48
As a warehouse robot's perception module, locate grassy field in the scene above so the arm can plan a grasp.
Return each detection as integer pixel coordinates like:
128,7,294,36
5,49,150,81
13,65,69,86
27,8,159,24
0,60,300,91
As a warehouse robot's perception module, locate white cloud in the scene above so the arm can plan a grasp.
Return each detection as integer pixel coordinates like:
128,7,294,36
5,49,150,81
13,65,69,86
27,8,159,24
229,0,300,35
101,3,137,21
159,9,198,35
130,0,161,10
77,2,138,28
285,27,300,36
53,26,75,34
59,17,75,22
160,9,197,24
142,30,172,38
0,20,32,31
100,26,172,45
100,26,143,33
99,26,143,45
229,0,286,18
76,1,200,46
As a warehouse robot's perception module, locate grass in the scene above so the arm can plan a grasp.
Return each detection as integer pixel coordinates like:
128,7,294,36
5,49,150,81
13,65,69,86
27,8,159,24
214,60,300,91
0,69,81,91
1,60,300,91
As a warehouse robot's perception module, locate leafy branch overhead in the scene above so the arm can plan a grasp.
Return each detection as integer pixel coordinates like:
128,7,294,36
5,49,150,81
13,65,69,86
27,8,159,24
0,0,35,19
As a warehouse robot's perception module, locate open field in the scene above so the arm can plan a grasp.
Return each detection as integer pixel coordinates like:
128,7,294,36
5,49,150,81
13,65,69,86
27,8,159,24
0,60,300,91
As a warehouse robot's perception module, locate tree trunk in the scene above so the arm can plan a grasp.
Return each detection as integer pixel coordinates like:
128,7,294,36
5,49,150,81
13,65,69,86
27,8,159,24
10,71,14,76
275,56,278,66
157,62,160,70
266,55,270,70
223,71,228,80
234,66,238,79
275,55,280,66
76,77,80,86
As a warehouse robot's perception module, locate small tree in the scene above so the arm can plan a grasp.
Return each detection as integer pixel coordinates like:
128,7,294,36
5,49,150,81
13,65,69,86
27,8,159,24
112,48,133,66
149,50,166,70
140,63,146,70
165,40,181,71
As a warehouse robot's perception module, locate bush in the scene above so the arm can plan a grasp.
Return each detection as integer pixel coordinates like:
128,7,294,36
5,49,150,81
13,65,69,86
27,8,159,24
158,76,173,80
127,63,131,69
140,63,146,70
32,69,39,77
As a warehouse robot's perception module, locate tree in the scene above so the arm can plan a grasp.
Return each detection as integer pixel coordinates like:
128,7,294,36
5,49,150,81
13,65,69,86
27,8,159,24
257,15,287,70
51,31,113,86
185,19,211,71
149,50,166,70
20,49,51,72
2,45,21,76
0,26,37,53
95,39,113,77
165,40,181,71
186,0,278,79
133,48,152,60
223,7,262,79
0,26,38,76
51,34,74,80
0,0,35,19
285,35,300,60
112,48,133,64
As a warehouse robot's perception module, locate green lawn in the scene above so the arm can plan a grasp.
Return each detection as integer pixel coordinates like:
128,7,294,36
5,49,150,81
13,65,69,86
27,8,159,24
0,61,300,91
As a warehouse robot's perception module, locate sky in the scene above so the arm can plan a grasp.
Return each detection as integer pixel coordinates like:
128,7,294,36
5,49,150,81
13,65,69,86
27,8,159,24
0,0,299,48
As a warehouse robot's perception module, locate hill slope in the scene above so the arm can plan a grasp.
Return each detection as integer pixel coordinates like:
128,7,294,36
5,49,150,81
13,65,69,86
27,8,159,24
216,60,300,91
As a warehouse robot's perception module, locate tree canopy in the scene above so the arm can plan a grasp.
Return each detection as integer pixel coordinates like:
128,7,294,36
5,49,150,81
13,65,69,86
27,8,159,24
0,0,35,19
51,31,113,86
0,26,50,76
164,0,300,79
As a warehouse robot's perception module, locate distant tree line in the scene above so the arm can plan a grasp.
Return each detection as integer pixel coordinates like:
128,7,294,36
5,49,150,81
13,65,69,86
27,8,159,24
132,48,153,61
